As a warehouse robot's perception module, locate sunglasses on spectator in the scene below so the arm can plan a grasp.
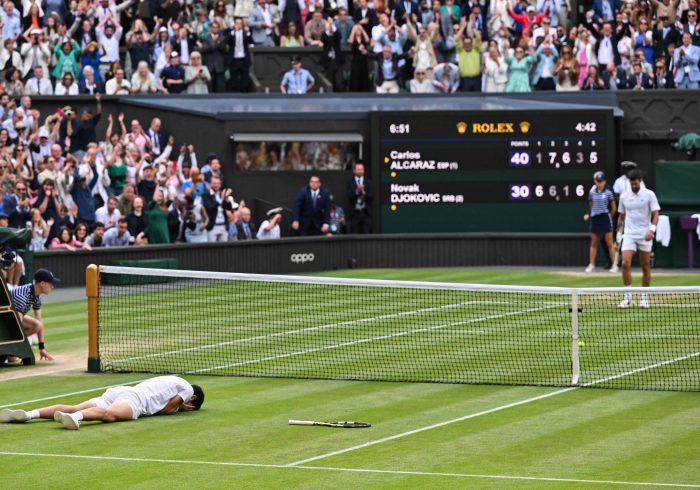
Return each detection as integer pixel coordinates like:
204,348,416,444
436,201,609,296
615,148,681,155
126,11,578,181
15,186,25,191
416,71,426,74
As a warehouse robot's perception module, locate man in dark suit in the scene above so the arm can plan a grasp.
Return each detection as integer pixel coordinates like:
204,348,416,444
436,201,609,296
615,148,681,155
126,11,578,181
200,20,229,93
653,16,681,58
346,162,373,234
601,61,628,89
629,61,654,90
394,0,419,25
292,175,331,236
235,207,257,240
147,117,167,156
227,18,254,92
369,45,409,93
353,0,378,36
167,199,185,243
320,18,345,91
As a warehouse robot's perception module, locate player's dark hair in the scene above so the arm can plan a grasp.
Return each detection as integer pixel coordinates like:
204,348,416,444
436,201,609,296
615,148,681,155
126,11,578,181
627,169,642,182
191,385,204,410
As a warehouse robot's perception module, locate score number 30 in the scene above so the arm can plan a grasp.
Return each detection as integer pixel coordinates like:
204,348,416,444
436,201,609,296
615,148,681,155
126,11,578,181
509,184,586,200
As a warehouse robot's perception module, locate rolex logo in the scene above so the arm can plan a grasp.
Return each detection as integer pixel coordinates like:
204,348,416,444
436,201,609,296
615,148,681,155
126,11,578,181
519,121,531,134
456,122,468,135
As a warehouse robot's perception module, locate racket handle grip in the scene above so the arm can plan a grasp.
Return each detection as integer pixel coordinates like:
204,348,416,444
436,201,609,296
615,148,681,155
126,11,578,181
289,419,314,426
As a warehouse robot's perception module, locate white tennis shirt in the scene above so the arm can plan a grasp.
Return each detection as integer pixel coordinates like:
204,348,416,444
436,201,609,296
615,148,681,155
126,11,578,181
132,376,194,416
618,187,660,238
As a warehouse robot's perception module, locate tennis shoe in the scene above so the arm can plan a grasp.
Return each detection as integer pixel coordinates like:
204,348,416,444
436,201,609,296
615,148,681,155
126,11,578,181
55,411,80,430
584,264,595,273
609,265,619,273
639,297,650,308
0,409,29,423
618,297,635,308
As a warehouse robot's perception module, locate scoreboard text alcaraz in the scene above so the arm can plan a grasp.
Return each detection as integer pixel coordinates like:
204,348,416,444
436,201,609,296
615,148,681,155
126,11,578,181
372,110,616,233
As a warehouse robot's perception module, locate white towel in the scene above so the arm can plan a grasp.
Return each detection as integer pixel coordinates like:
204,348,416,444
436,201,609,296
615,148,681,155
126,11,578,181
656,215,671,247
692,214,700,241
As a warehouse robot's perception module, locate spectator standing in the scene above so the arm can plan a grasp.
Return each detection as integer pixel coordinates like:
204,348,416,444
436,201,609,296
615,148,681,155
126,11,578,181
281,56,315,93
553,44,580,90
68,94,102,154
505,45,537,92
202,176,230,242
227,18,254,93
27,208,49,251
532,41,558,90
674,31,700,87
71,163,98,228
183,194,209,243
292,175,331,236
145,189,170,245
95,18,123,80
20,28,51,80
249,0,281,47
160,51,186,94
455,21,483,91
346,162,372,234
483,48,508,92
369,45,406,93
185,51,211,94
348,24,371,92
200,20,228,93
126,195,148,245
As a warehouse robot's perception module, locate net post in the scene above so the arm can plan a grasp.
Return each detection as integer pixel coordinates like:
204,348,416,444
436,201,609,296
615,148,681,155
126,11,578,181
86,264,101,373
570,290,580,386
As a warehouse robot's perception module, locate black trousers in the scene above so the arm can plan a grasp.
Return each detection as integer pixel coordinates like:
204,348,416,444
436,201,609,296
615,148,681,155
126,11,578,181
535,77,556,91
349,210,372,234
228,59,252,92
459,75,482,92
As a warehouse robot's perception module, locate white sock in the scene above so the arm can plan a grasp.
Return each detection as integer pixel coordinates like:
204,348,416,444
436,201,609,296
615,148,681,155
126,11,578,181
641,292,649,301
74,412,84,421
26,410,40,420
624,290,632,301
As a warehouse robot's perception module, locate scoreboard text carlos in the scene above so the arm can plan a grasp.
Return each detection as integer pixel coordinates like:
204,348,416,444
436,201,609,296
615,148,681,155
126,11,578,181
373,110,615,233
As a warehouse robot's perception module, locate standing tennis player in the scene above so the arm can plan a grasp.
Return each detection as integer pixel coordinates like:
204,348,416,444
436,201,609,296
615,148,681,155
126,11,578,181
617,169,660,308
0,376,204,429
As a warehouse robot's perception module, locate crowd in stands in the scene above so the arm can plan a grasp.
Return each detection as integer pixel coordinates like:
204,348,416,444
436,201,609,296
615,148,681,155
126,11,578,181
0,0,696,95
0,88,296,261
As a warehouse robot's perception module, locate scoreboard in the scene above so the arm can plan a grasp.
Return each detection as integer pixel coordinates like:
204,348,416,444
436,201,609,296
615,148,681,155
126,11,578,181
372,110,616,233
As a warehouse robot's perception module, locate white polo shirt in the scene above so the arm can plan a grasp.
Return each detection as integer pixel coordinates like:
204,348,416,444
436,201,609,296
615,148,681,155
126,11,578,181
618,187,660,238
132,376,194,416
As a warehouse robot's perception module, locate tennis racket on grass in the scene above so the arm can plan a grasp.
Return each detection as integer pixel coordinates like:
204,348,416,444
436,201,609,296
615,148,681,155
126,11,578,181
289,420,371,428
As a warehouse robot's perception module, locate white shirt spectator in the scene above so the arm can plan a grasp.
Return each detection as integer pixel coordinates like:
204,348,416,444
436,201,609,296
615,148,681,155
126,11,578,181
25,76,54,95
95,203,122,229
256,219,281,239
598,35,615,65
0,6,21,41
96,24,123,63
54,82,79,95
410,75,434,93
105,77,131,95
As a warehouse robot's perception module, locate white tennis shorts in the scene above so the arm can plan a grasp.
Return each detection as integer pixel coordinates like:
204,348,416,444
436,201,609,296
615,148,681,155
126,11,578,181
621,235,653,253
89,386,143,420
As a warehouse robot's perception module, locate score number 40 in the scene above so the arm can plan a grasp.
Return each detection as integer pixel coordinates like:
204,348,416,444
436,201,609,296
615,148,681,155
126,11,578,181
509,184,586,200
509,150,598,166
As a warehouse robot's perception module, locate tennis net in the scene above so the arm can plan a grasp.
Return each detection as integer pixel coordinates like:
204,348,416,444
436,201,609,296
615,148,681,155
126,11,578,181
89,265,700,391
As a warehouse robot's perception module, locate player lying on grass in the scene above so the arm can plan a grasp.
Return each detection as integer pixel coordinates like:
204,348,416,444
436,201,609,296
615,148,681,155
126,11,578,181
0,376,204,430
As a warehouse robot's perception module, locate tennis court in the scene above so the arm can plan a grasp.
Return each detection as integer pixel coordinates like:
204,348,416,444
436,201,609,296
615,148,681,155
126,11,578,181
2,268,700,488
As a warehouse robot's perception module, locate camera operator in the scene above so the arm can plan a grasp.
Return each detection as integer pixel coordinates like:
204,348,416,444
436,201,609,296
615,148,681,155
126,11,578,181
20,28,50,80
